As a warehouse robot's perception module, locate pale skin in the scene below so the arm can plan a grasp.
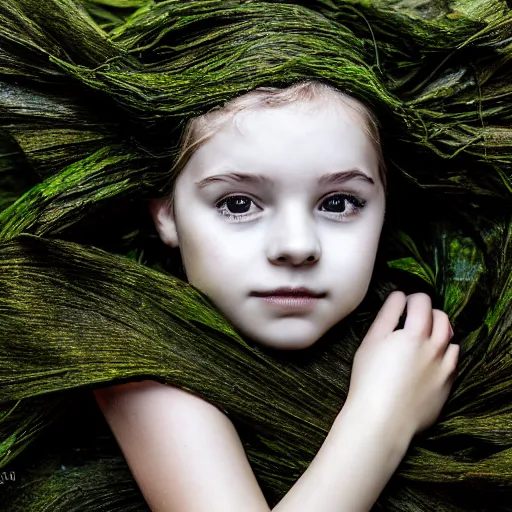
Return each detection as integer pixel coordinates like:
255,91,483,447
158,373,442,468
94,94,459,511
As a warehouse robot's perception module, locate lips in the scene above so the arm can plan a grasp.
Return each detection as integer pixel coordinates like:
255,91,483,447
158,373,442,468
251,287,326,298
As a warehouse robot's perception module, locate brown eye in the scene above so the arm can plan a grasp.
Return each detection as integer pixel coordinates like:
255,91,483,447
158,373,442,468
217,195,253,214
323,195,347,213
320,194,367,219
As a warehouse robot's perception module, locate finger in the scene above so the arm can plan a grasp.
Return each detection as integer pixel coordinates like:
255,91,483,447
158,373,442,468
404,293,433,337
430,309,454,354
364,291,406,344
443,343,460,375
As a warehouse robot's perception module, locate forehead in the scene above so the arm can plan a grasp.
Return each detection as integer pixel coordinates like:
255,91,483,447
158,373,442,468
236,98,368,141
181,99,380,187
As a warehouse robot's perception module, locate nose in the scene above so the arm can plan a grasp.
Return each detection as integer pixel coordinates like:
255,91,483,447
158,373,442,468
267,206,321,266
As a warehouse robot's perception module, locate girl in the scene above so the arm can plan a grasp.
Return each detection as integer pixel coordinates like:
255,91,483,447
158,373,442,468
0,2,510,511
94,80,459,511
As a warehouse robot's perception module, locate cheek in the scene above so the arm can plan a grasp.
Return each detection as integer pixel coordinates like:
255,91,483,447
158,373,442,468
328,225,382,293
178,222,247,292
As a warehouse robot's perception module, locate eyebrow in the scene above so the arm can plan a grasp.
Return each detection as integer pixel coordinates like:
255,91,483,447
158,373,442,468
195,169,375,189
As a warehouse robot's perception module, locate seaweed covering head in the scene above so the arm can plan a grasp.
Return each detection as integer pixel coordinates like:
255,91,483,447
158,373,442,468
151,81,387,349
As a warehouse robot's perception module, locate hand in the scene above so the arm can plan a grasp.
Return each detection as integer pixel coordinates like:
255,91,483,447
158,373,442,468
345,291,459,440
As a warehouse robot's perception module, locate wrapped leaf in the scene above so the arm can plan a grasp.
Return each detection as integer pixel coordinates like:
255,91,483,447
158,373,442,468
0,0,511,510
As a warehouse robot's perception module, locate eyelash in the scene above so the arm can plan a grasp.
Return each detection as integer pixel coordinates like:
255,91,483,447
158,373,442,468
215,193,367,223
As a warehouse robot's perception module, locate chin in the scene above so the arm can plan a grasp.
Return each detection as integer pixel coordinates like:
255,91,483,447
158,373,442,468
246,332,320,351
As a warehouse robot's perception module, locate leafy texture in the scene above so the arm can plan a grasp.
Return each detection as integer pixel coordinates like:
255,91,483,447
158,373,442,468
0,0,511,510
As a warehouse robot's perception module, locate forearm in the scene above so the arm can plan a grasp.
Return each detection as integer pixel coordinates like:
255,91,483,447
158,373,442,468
273,401,413,512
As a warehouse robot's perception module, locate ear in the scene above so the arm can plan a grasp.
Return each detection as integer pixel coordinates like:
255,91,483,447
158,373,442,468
149,198,179,248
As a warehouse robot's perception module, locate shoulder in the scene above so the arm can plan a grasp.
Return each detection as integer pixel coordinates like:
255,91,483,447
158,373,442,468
94,379,223,417
93,380,268,511
94,379,233,441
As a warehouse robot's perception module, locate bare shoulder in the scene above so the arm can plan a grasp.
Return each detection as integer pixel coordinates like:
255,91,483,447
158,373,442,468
94,379,223,418
93,380,269,512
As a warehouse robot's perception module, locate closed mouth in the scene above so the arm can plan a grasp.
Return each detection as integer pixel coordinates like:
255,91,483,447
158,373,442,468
251,289,326,298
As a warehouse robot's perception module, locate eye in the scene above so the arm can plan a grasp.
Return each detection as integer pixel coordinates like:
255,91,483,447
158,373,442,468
320,193,366,219
215,193,367,222
216,195,260,222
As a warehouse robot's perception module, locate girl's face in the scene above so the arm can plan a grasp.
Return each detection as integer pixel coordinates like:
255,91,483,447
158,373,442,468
151,99,386,349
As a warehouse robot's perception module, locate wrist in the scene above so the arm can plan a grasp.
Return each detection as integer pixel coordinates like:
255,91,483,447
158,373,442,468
336,396,415,455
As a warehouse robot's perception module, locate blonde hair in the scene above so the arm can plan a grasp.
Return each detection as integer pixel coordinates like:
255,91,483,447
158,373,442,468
165,80,387,208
